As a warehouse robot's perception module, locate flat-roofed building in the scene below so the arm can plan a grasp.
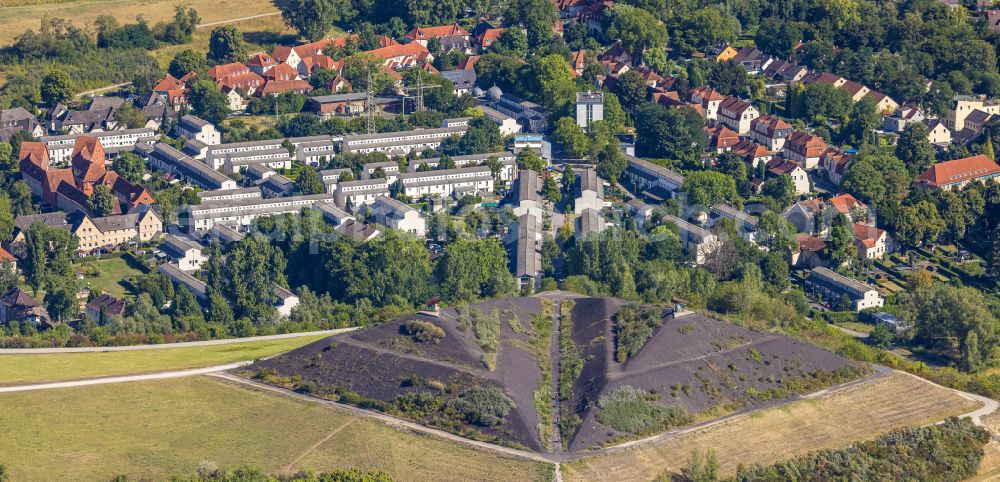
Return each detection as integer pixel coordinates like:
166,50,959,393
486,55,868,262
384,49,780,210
41,128,158,163
340,126,467,155
176,115,221,145
663,214,719,265
198,187,262,202
140,143,238,191
206,136,337,170
183,193,335,232
574,168,603,214
370,196,425,236
408,151,517,183
397,166,493,199
334,179,391,209
479,105,522,135
623,154,685,202
361,161,401,183
159,234,206,271
805,267,884,312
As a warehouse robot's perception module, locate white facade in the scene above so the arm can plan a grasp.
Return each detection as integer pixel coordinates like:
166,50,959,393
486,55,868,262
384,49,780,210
176,115,221,146
575,91,604,129
397,166,493,199
371,196,426,237
41,129,157,163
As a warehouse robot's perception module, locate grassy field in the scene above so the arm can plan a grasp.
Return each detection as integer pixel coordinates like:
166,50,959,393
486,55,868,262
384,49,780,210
0,0,280,46
76,256,147,298
0,376,552,481
150,15,298,68
562,372,982,481
0,334,328,385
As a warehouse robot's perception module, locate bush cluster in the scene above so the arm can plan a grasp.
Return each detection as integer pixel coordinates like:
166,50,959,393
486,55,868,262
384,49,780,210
615,305,663,362
596,385,690,434
736,417,989,482
402,320,445,343
446,386,514,427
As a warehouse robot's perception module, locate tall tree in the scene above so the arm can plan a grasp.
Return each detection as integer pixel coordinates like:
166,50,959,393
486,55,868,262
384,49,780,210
207,26,249,64
296,165,326,195
87,184,117,217
614,70,648,111
604,4,667,62
895,122,936,175
552,117,590,159
708,60,747,96
224,235,287,323
895,200,946,248
111,152,144,183
40,71,73,105
187,79,231,124
0,194,13,244
682,170,742,208
168,49,207,78
825,214,856,267
276,0,351,41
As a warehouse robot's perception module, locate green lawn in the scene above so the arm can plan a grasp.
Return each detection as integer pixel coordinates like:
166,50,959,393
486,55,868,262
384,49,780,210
75,256,148,298
0,376,552,481
835,322,874,334
0,335,328,385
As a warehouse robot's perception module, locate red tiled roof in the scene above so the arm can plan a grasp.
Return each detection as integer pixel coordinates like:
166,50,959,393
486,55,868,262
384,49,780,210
828,193,864,214
786,131,827,157
751,115,792,137
208,62,251,81
153,75,184,92
257,79,313,97
766,157,801,176
705,124,740,149
916,155,1000,188
477,28,506,47
264,63,299,81
0,246,14,263
731,139,771,160
247,52,277,68
797,234,826,253
405,24,469,41
19,141,49,167
852,223,885,248
366,42,430,61
690,85,725,102
457,55,480,71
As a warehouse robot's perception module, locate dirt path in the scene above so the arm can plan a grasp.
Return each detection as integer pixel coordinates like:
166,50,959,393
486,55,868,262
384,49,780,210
196,12,281,28
0,362,250,393
283,418,356,474
0,328,354,354
609,334,783,381
334,334,492,379
550,301,563,453
74,82,132,98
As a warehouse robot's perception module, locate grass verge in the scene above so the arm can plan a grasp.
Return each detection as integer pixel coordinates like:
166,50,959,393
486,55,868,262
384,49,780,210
0,376,552,481
0,334,328,385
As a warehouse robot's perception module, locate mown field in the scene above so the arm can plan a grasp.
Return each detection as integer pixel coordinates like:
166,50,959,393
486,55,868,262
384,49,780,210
0,334,328,385
0,376,552,481
0,0,279,46
562,372,983,481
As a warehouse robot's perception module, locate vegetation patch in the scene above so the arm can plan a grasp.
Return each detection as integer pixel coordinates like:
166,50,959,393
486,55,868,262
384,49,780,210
736,417,988,481
447,386,515,427
558,300,583,443
615,304,663,362
595,385,691,435
402,320,446,344
529,300,554,448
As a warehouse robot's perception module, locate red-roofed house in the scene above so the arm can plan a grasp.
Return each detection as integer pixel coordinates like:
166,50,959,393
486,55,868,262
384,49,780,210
717,97,759,134
915,155,1000,191
749,115,793,151
298,55,336,77
821,150,853,186
247,52,278,74
689,86,725,120
853,223,888,259
263,63,300,82
326,75,352,93
18,138,154,215
704,124,740,153
258,80,313,97
366,42,433,69
0,246,16,270
730,139,773,168
783,131,827,170
405,24,470,46
766,157,810,194
456,55,480,71
209,63,265,95
476,28,506,49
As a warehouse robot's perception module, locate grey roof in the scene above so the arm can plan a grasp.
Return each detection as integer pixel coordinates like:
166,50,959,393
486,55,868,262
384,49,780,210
209,223,245,244
576,91,604,104
341,125,467,143
273,285,296,300
664,214,713,241
624,154,685,186
513,170,542,204
512,213,540,277
310,93,395,104
198,187,262,200
575,208,606,236
335,218,381,241
158,263,207,299
0,107,35,123
374,195,415,213
966,109,994,124
809,267,877,297
312,201,353,224
90,212,157,233
440,69,477,90
179,115,210,130
40,128,156,143
575,168,603,199
245,163,276,177
626,198,652,213
319,168,351,178
160,234,203,259
408,151,515,171
148,143,236,189
338,178,390,189
14,212,71,233
711,204,758,228
398,165,491,181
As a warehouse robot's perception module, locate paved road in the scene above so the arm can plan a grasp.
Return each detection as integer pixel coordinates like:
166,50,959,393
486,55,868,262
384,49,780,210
0,362,250,393
0,328,354,354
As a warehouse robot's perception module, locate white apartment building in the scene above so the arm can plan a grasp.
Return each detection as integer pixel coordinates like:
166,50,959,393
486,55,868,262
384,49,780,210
176,115,221,145
183,193,335,232
334,179,391,208
339,126,468,155
138,143,238,191
397,166,493,199
41,128,157,163
370,196,426,237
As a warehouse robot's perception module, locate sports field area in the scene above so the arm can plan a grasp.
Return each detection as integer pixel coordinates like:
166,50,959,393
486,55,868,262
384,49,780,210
0,376,553,481
562,372,983,481
0,334,328,385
